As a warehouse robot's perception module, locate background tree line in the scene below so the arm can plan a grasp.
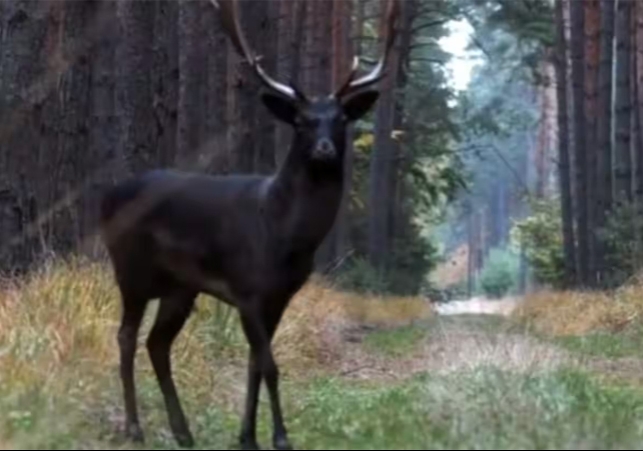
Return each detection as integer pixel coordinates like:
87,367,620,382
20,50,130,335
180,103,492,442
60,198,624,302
437,0,643,297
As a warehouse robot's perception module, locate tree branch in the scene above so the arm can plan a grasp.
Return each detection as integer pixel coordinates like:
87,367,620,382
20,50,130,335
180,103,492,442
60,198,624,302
411,19,451,35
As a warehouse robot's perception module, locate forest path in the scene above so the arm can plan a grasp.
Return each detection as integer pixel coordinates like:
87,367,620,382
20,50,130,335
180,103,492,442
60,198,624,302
434,295,523,316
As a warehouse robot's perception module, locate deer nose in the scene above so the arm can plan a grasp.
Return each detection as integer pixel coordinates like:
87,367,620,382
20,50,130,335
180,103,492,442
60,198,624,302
313,138,336,160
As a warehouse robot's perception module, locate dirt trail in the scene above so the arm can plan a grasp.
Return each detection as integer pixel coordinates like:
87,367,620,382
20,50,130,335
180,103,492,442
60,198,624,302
435,295,522,317
335,316,571,381
334,311,643,387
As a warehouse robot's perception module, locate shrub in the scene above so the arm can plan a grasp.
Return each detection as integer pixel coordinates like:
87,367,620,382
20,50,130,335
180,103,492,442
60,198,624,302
510,197,565,289
334,257,391,294
479,247,519,299
599,201,643,287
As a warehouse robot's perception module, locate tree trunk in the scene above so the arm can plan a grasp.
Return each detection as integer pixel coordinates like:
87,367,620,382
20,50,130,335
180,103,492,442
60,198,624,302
49,1,98,254
227,1,263,173
202,0,229,174
314,0,340,270
631,1,643,271
615,0,633,204
274,0,294,168
388,0,414,255
253,0,277,174
637,0,643,202
0,2,55,268
555,0,577,288
368,0,403,272
150,1,178,170
116,1,155,175
585,0,600,286
325,0,356,266
467,206,475,298
85,1,118,257
595,0,615,286
571,0,590,287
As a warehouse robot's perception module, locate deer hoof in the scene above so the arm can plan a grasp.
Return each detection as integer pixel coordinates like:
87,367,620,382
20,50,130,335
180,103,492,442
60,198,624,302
239,438,261,450
176,432,195,449
273,436,293,450
125,423,145,443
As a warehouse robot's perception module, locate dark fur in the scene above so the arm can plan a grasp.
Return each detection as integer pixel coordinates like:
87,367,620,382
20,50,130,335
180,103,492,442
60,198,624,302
100,93,379,450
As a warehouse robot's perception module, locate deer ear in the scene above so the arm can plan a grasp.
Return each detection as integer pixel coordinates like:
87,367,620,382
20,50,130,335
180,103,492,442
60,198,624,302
342,90,380,122
261,93,298,125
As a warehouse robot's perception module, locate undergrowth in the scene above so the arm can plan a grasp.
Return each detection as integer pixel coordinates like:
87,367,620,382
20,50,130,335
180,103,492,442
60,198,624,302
510,283,643,365
0,258,431,449
512,283,643,337
363,325,428,357
6,258,643,449
290,367,643,450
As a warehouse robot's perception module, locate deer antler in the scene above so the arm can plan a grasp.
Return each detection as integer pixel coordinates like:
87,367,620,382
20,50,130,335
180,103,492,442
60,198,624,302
333,0,400,99
211,0,307,103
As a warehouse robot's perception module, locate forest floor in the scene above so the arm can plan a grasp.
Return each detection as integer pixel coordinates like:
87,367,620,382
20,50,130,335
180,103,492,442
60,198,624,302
3,262,643,449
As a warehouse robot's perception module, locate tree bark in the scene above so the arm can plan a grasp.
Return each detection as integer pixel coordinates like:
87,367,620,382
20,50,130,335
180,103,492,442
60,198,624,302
227,1,263,173
555,0,577,288
314,0,341,270
116,1,155,175
320,0,356,266
615,0,633,204
368,0,403,272
595,0,615,286
177,0,206,170
571,0,590,287
585,0,600,286
253,0,277,174
203,0,229,174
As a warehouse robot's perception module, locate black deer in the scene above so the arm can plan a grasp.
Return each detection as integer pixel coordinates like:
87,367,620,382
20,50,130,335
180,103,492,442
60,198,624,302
99,0,398,449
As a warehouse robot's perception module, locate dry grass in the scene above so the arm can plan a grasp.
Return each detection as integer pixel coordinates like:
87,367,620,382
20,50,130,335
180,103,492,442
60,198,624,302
422,327,573,375
512,283,643,336
326,286,433,327
0,258,433,447
0,258,433,394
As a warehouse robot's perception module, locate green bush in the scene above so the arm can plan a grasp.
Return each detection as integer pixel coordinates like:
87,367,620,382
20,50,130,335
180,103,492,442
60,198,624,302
510,197,565,288
479,247,520,298
599,201,643,287
334,257,391,294
333,233,439,297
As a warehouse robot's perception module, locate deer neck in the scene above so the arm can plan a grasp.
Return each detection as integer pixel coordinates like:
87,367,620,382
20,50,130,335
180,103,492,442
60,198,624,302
267,134,345,247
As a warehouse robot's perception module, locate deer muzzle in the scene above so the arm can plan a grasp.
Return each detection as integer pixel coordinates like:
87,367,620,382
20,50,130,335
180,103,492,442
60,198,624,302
312,138,336,161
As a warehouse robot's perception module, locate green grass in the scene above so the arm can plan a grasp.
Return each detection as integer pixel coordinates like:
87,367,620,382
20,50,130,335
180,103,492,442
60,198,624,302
363,325,427,357
8,362,643,450
552,324,643,359
288,368,643,450
362,315,518,358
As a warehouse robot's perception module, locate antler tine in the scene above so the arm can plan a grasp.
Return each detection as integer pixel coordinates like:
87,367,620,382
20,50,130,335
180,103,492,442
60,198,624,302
333,56,361,99
211,0,301,101
334,0,399,98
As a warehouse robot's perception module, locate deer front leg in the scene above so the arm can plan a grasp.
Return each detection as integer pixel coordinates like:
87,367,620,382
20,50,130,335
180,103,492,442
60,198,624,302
239,310,293,451
239,349,262,450
264,346,291,451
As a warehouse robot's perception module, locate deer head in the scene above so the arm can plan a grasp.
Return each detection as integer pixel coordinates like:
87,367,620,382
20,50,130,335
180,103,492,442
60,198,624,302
213,0,399,165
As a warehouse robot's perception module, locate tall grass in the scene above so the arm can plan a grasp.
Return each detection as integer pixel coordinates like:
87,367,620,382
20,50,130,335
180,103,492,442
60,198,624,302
513,282,643,336
0,258,432,448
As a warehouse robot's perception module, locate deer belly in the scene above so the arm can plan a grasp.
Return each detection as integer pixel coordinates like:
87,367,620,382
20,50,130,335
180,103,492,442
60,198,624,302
152,228,236,303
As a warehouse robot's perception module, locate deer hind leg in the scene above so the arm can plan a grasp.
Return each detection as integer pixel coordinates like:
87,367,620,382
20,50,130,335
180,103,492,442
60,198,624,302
147,290,197,448
117,293,147,443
